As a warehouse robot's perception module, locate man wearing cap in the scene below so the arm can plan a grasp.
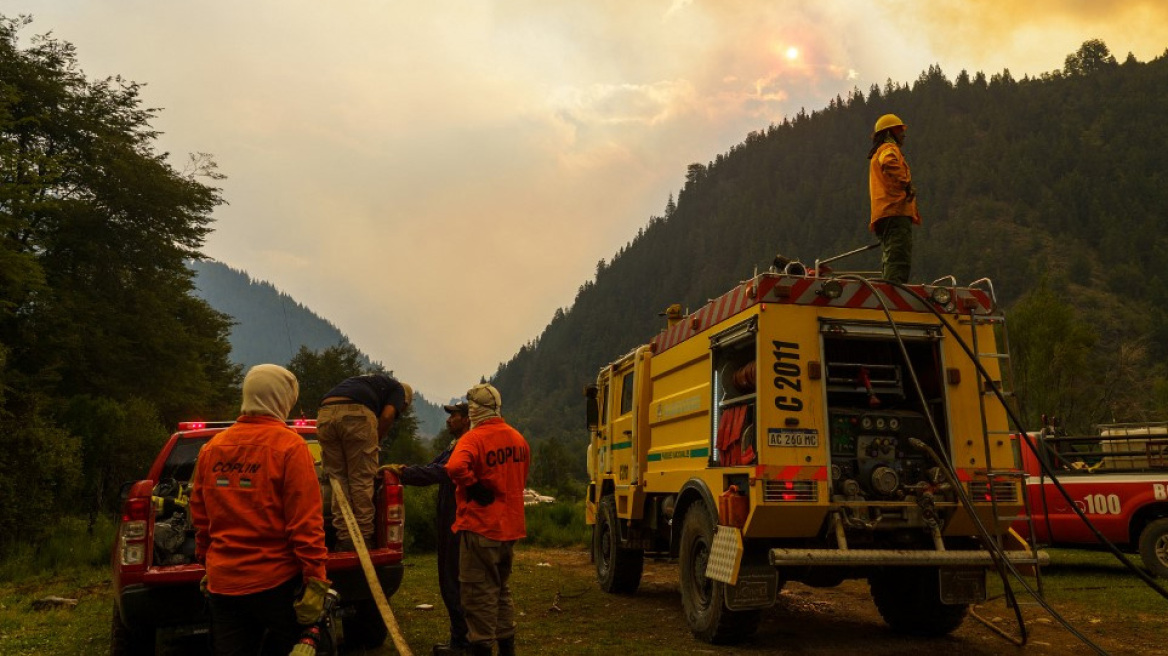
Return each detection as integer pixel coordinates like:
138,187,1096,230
383,402,471,655
446,383,530,656
190,364,330,654
317,373,413,551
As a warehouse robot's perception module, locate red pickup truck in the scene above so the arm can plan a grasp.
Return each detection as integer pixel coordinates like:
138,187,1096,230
110,420,404,655
1014,421,1168,578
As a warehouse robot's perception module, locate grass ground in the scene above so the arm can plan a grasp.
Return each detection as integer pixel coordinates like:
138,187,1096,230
13,461,1159,654
2,538,1167,654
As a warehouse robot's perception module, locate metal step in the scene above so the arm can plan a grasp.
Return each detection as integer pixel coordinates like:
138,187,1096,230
769,548,1049,567
985,470,1027,478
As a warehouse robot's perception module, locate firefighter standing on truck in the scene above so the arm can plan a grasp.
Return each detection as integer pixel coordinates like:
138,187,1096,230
317,373,413,552
383,401,472,656
446,384,530,656
868,112,921,283
190,364,330,655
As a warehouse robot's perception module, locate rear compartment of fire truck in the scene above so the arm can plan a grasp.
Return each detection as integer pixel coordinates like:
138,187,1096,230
820,320,954,543
819,320,979,636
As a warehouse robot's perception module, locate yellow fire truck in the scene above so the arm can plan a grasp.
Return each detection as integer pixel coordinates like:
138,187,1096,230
585,264,1042,643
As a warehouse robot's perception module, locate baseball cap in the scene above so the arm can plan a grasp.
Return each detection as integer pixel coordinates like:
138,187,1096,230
443,402,469,415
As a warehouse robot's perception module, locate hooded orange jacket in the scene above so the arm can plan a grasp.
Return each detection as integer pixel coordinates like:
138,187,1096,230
868,141,921,230
190,415,327,595
446,417,530,541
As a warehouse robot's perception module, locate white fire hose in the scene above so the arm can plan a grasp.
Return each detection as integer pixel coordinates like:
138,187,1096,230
329,477,414,656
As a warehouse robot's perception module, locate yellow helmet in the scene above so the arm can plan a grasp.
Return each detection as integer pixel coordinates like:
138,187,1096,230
873,113,905,137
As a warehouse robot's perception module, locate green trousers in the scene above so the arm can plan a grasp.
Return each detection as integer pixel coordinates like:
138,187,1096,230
875,215,913,283
459,531,517,645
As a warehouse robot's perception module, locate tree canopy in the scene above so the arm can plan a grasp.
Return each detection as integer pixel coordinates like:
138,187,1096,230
0,15,240,549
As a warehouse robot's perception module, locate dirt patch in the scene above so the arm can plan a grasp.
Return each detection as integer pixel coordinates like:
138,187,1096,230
520,548,1168,656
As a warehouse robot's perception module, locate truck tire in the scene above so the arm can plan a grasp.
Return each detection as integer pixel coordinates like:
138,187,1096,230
869,567,967,636
1139,518,1168,578
109,604,155,656
678,503,760,644
343,599,388,649
594,495,644,593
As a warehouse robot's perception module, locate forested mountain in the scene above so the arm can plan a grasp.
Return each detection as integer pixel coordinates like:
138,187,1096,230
190,259,370,369
189,259,447,437
495,40,1168,486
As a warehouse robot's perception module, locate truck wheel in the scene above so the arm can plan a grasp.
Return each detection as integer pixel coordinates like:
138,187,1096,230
869,568,967,636
109,604,155,656
594,495,644,593
678,503,760,644
342,599,388,649
1139,518,1168,578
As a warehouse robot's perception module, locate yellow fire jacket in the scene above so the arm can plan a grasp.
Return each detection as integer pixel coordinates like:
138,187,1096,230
868,141,921,230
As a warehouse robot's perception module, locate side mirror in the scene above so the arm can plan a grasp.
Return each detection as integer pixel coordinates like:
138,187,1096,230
584,385,599,429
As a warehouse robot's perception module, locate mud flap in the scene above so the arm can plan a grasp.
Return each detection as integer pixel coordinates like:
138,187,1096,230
723,566,780,611
939,567,986,605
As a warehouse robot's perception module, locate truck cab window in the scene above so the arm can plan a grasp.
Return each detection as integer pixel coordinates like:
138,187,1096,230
620,371,635,415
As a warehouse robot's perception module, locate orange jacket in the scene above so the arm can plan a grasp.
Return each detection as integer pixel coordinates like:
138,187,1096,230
190,415,327,595
868,141,921,229
446,417,530,541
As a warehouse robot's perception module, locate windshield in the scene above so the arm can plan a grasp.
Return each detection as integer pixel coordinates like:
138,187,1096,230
162,437,212,483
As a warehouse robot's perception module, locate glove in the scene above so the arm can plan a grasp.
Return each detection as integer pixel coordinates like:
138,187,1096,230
466,482,495,506
294,578,331,625
199,575,209,597
379,463,404,477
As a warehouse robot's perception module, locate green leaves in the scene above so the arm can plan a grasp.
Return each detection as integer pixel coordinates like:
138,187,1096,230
0,14,239,553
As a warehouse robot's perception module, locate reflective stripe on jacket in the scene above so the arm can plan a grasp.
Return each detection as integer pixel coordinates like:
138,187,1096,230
190,415,327,595
868,141,921,230
446,417,530,541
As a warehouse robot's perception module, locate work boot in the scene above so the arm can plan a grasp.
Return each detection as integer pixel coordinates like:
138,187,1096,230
432,643,468,656
497,635,515,656
468,641,493,656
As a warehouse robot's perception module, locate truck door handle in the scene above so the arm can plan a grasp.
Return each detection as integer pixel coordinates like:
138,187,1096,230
623,430,632,436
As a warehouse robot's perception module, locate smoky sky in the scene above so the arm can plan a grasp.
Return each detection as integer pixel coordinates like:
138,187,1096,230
13,0,1168,401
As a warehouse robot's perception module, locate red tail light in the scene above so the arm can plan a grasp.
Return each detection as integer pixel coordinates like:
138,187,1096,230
122,496,151,523
382,475,404,549
118,484,155,571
